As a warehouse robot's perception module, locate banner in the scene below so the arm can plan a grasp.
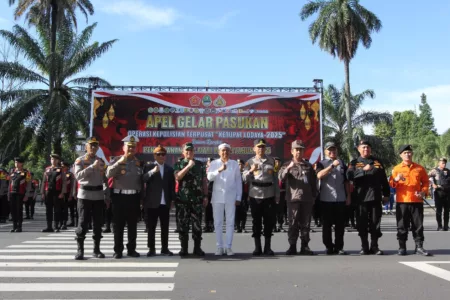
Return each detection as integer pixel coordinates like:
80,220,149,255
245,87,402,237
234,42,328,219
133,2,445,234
90,90,323,165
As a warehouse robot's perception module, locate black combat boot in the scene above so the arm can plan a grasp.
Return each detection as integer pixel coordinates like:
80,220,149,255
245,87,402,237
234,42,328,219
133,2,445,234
74,238,84,260
68,218,75,227
300,240,314,255
103,224,111,233
16,223,22,232
398,240,407,256
193,240,205,256
54,222,60,233
370,239,383,255
415,242,431,256
178,239,188,257
42,221,54,232
252,237,262,256
360,238,370,255
263,237,274,256
93,240,105,258
61,221,68,230
10,222,17,233
285,244,297,255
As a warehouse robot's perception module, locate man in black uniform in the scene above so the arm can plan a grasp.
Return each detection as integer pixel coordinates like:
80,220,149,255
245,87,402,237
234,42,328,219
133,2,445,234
0,166,9,223
61,161,75,230
8,157,32,232
428,157,450,231
347,140,390,255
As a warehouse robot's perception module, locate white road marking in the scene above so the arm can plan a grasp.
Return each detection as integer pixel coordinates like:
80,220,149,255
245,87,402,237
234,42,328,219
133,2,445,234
0,271,175,278
0,283,174,291
23,241,179,244
0,262,178,268
0,249,180,253
400,261,450,282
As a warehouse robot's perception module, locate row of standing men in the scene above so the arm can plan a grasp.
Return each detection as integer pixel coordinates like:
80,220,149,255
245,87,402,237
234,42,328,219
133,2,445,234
1,136,448,258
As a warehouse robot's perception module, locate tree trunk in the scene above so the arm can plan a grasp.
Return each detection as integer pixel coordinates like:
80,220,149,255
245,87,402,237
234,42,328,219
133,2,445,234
344,58,352,161
46,0,59,162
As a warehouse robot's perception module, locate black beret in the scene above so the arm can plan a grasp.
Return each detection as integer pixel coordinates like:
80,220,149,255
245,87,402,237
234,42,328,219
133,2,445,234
358,140,372,147
398,144,413,154
14,157,24,163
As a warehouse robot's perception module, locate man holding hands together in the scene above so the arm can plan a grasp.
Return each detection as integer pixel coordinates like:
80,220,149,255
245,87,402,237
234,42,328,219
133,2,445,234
207,143,242,256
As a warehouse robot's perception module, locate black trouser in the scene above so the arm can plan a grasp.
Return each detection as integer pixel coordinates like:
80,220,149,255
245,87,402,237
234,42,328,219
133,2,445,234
10,193,24,229
321,202,346,250
204,192,214,227
346,204,356,227
104,203,113,228
250,197,276,238
75,198,104,241
68,198,77,223
275,191,286,226
356,200,382,242
147,205,170,250
235,193,249,229
397,203,424,243
62,193,70,222
44,190,64,227
434,191,449,228
112,193,140,254
313,195,321,224
0,194,8,221
287,201,313,245
24,198,35,218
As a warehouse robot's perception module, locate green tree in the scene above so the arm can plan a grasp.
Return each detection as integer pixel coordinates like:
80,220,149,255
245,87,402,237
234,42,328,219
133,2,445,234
0,23,115,160
300,0,382,158
417,93,437,136
373,120,397,169
8,0,95,158
322,84,392,160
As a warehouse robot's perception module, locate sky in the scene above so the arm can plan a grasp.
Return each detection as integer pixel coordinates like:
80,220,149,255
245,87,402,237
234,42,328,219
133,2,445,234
1,0,450,134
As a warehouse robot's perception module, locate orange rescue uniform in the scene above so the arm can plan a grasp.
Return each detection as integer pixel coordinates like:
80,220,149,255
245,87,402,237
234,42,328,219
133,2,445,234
389,163,429,203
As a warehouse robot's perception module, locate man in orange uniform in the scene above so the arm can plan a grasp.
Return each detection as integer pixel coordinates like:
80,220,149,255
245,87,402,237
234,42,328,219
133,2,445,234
390,145,431,256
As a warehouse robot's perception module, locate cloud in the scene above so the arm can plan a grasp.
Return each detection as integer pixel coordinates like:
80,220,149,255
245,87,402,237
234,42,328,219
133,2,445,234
0,16,10,25
96,0,238,31
191,10,240,29
364,84,450,134
97,0,179,30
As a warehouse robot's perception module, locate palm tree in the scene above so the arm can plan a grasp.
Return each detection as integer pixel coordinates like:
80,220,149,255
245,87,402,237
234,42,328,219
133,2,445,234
323,84,392,161
300,0,382,158
8,0,94,157
0,22,116,157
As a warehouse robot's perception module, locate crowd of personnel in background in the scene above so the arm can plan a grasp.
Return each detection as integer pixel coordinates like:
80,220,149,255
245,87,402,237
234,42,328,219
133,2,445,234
0,137,449,259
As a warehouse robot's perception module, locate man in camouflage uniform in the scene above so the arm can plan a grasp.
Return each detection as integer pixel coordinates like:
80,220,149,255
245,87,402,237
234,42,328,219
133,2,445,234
74,137,108,260
243,139,280,256
174,142,208,256
106,135,144,259
0,166,9,223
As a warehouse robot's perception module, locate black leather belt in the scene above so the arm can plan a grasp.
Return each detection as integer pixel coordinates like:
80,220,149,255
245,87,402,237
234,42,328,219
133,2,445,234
252,182,273,188
79,185,103,191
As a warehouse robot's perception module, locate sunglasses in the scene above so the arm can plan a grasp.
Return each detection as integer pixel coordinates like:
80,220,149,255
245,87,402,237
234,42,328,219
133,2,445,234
155,153,166,157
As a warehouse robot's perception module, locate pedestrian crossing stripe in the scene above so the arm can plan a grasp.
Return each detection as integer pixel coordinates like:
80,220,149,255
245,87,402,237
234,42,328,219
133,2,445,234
0,283,174,291
0,262,178,267
0,270,175,277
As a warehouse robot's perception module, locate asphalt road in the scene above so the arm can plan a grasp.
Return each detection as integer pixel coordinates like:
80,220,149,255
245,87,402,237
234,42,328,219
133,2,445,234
0,204,449,300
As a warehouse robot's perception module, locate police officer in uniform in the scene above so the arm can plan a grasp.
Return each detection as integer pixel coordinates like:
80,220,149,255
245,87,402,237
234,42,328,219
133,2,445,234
74,137,108,260
61,161,75,230
0,166,9,223
173,142,208,256
279,140,317,255
41,154,67,232
8,157,32,232
428,157,450,231
347,140,390,255
25,172,39,220
235,159,249,233
243,139,280,256
106,135,144,259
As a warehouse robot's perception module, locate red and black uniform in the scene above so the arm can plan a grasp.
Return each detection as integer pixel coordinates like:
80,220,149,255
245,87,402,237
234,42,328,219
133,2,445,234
62,171,75,228
0,168,9,223
25,178,39,219
8,169,31,231
41,166,67,231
